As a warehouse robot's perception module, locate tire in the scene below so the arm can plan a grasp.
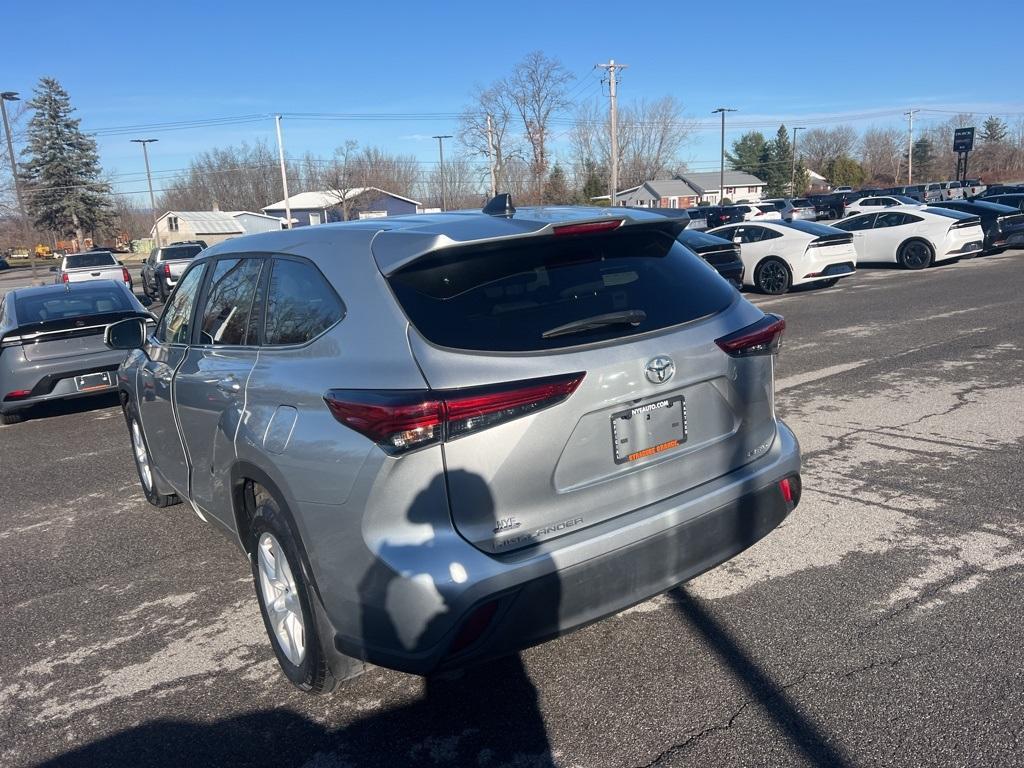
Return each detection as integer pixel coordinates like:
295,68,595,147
755,258,792,295
140,273,151,298
897,239,934,270
158,280,167,303
1,410,26,425
123,405,180,508
249,490,336,694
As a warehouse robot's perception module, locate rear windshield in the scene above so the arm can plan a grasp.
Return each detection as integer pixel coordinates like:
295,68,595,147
65,252,116,269
388,228,735,352
791,199,812,207
15,285,133,323
924,207,975,220
160,245,203,261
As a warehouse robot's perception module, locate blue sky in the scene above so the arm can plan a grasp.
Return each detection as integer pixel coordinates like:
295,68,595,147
6,0,1024,198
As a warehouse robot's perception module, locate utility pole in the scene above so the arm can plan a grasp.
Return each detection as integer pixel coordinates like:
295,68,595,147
130,139,161,248
432,134,452,211
904,109,920,185
598,59,628,203
1,91,35,279
791,126,805,196
712,107,737,205
274,115,292,229
485,114,497,197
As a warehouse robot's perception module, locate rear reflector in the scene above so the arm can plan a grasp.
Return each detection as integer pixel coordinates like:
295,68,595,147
552,220,623,237
779,477,793,502
324,372,585,454
449,600,500,654
715,314,785,357
4,390,31,401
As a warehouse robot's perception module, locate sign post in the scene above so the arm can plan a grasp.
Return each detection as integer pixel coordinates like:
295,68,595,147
953,127,975,182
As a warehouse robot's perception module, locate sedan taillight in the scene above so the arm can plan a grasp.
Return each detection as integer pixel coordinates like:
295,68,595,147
716,314,785,357
324,372,586,454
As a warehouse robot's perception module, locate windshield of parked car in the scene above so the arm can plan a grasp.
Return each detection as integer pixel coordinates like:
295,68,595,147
65,252,116,269
14,284,133,324
160,244,203,261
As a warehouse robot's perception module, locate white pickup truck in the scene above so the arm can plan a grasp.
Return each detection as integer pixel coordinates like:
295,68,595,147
53,251,132,290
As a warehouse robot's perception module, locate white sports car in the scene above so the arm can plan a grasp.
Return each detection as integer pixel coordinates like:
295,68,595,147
831,208,985,269
706,220,858,295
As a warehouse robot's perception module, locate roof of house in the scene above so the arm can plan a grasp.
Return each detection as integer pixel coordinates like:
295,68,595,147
263,187,422,212
227,210,285,222
614,180,700,201
678,171,766,193
155,211,245,235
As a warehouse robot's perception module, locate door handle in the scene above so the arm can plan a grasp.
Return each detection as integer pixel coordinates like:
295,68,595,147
216,377,241,394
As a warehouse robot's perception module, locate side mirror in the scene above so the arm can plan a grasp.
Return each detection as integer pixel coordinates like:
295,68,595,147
105,317,147,350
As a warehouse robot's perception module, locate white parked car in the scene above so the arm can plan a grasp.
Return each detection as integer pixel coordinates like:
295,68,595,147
831,208,985,269
728,203,783,222
844,195,923,217
707,220,858,294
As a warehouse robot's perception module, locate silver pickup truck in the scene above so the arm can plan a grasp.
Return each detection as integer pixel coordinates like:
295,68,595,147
140,242,205,301
53,251,132,290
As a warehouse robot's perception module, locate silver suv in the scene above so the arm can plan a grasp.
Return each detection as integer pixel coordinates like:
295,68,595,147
105,201,802,693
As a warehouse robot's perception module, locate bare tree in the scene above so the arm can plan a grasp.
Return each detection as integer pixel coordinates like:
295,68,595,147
320,140,364,221
158,140,288,212
506,51,574,189
860,126,905,184
349,146,421,199
424,154,484,210
458,84,521,193
800,126,859,173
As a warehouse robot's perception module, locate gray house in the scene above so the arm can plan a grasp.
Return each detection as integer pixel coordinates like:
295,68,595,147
614,180,701,209
262,188,422,227
676,171,766,204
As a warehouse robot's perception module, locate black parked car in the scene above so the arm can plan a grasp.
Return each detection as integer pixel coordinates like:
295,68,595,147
808,192,859,220
929,200,1024,253
677,229,744,287
703,205,746,228
978,186,1024,199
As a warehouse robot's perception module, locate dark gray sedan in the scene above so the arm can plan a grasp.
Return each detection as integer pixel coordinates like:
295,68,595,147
0,280,152,424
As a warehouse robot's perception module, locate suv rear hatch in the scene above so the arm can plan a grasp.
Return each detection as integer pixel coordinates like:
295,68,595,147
378,220,782,553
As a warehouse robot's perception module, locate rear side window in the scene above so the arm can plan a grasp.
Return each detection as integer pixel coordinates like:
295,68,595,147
834,214,876,231
199,258,264,346
388,228,736,352
264,258,344,345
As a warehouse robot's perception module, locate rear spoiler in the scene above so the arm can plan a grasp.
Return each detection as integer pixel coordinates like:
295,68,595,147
0,311,153,348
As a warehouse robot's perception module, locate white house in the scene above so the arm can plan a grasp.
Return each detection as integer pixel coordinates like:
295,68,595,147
151,210,283,246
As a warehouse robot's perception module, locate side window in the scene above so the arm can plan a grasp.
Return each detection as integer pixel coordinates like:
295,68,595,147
835,214,876,232
875,212,911,228
741,227,765,243
715,226,737,240
155,263,206,345
264,258,344,346
198,257,264,346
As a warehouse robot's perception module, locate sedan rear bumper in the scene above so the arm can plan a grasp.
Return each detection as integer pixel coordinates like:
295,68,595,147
0,350,127,413
329,421,801,675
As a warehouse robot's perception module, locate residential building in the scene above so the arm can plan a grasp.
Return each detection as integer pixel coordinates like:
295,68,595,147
613,180,701,209
262,187,422,227
676,171,766,204
150,210,283,246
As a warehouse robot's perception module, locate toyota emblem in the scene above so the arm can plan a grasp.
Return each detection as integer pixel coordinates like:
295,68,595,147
645,356,675,384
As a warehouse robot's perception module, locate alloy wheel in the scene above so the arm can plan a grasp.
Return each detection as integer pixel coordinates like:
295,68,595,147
902,242,931,269
131,420,153,491
758,261,789,294
257,532,306,666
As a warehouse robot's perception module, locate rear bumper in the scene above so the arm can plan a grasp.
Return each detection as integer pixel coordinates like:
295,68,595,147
0,351,126,413
329,421,801,675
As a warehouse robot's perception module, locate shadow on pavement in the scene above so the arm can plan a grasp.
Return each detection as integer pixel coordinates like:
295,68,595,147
38,655,553,768
669,587,851,767
9,392,121,424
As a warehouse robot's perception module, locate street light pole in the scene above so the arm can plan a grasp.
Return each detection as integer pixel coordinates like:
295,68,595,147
274,115,292,229
791,126,805,196
131,139,160,248
712,108,737,205
432,135,452,211
1,91,35,279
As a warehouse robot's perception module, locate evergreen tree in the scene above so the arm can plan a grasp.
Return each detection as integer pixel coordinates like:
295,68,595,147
759,125,794,198
542,163,571,205
21,78,112,245
825,156,866,188
792,162,810,197
980,115,1008,144
911,137,934,181
579,159,606,204
726,131,767,177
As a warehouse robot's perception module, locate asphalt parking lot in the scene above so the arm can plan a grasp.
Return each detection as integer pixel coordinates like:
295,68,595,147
1,252,1023,768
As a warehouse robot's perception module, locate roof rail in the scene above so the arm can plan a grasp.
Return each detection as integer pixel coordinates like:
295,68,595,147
482,193,516,217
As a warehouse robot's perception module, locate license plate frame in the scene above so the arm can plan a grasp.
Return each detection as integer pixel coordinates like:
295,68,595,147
74,371,113,392
611,395,687,464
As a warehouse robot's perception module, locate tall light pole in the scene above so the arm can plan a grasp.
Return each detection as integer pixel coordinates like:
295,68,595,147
131,139,160,248
904,109,919,185
274,115,292,229
432,134,452,211
712,108,737,204
791,126,805,196
1,91,35,278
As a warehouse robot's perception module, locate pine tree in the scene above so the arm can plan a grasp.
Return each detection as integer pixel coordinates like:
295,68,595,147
21,77,112,246
911,138,934,181
542,163,571,205
980,116,1008,144
726,132,767,177
761,125,793,198
579,159,606,204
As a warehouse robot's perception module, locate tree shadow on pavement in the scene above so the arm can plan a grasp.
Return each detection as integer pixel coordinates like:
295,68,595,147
668,587,851,767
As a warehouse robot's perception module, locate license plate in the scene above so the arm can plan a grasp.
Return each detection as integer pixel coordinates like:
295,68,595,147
611,396,687,464
75,371,113,392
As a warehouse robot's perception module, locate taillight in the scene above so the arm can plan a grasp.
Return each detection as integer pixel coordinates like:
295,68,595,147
3,389,31,401
122,267,131,284
163,263,171,277
324,372,585,454
552,220,623,237
715,314,785,357
61,272,69,283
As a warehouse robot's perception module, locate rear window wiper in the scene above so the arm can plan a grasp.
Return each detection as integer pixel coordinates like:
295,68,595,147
541,310,647,339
